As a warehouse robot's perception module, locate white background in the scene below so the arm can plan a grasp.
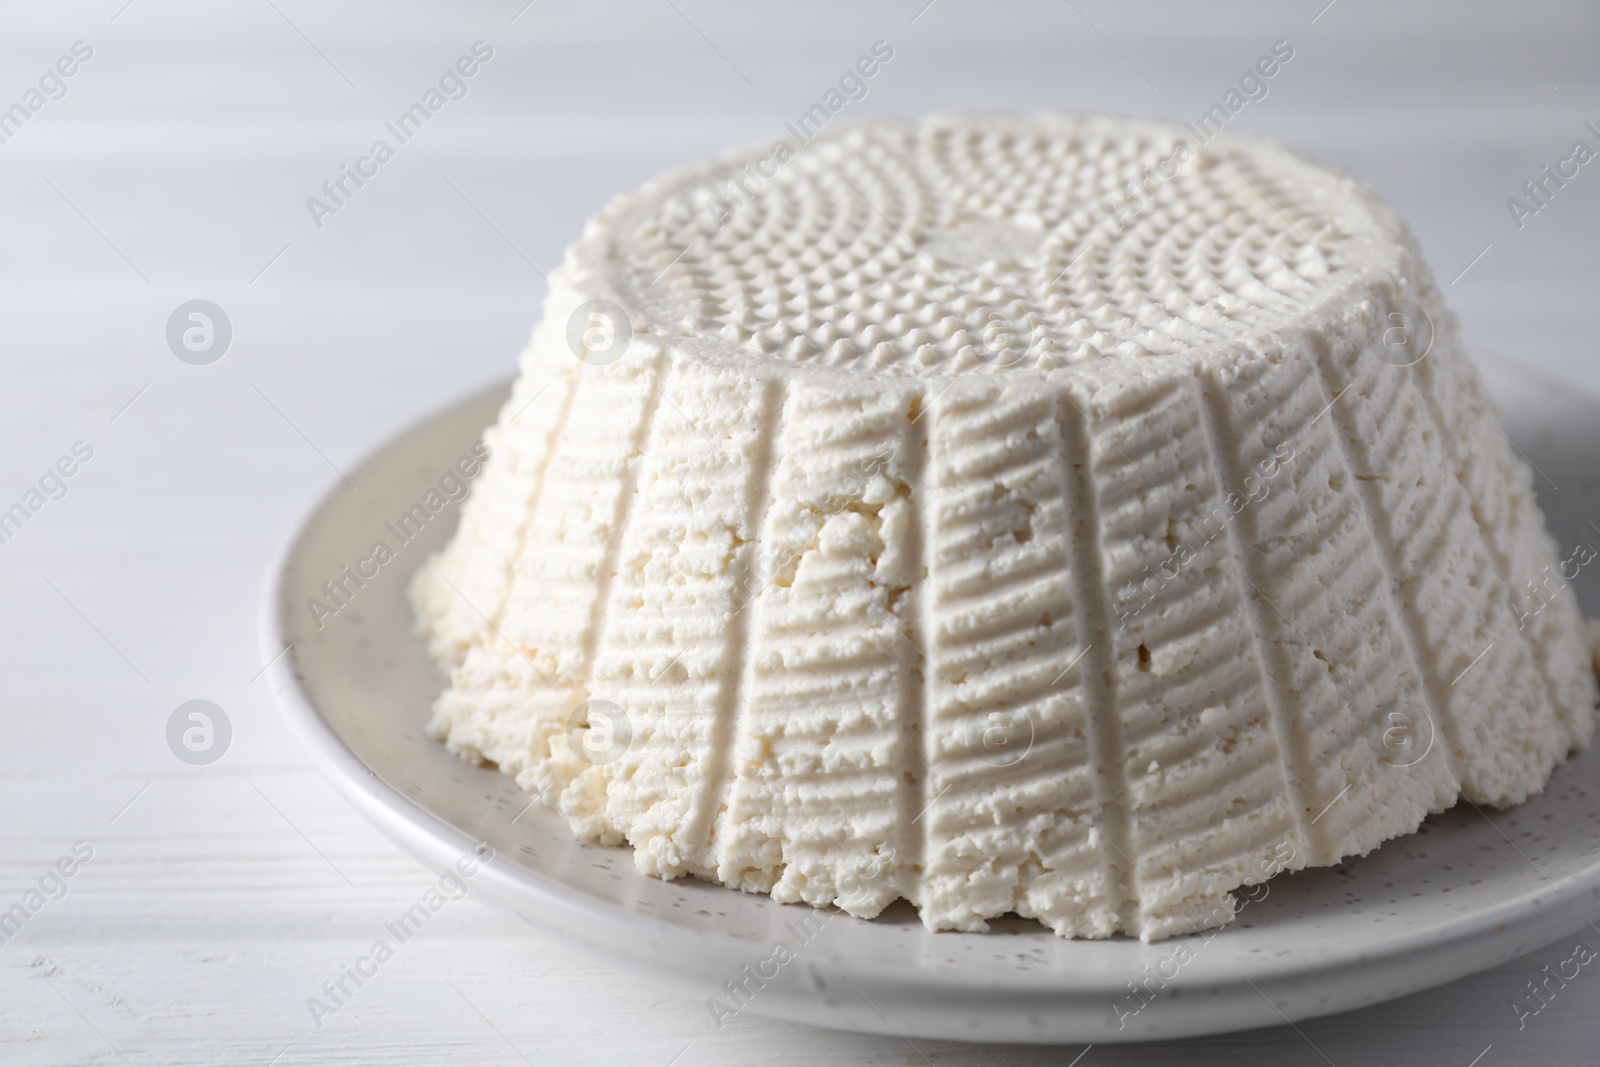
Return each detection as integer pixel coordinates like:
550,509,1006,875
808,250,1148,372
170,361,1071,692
3,1,1598,1063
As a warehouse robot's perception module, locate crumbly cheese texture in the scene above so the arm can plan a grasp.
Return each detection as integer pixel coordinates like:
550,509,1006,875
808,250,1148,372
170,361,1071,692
412,114,1599,941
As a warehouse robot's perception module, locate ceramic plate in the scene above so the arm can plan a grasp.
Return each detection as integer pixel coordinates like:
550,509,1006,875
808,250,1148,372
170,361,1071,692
261,355,1600,1044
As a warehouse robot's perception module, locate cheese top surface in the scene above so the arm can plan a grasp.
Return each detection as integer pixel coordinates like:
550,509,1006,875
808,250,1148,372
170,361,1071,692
579,114,1400,377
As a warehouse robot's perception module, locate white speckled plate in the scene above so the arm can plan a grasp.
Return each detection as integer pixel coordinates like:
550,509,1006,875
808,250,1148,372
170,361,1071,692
261,355,1600,1045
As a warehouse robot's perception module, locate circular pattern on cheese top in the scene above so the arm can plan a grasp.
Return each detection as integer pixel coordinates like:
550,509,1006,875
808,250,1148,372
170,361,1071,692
593,114,1399,377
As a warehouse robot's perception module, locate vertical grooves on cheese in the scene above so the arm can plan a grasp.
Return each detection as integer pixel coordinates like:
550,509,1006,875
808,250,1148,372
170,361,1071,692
711,382,920,917
580,353,669,689
903,388,933,906
917,383,1107,935
1410,358,1568,740
489,366,582,633
1409,339,1585,748
1057,386,1136,933
695,375,785,863
1194,374,1317,858
1411,364,1523,602
1308,334,1465,787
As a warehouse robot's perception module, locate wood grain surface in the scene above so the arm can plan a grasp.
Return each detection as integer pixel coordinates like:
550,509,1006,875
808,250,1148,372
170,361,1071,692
3,1,1598,1063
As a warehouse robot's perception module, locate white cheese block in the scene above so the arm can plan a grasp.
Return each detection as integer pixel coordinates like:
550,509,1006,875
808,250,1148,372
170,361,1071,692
412,113,1598,941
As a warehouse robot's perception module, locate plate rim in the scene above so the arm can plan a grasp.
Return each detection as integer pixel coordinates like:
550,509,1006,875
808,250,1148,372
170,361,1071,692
259,357,1600,1045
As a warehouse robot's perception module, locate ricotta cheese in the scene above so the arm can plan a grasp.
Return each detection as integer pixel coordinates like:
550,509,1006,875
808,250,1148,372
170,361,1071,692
412,114,1599,941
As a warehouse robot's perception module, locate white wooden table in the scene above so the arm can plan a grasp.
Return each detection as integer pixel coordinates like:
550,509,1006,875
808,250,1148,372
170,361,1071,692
4,1,1598,1062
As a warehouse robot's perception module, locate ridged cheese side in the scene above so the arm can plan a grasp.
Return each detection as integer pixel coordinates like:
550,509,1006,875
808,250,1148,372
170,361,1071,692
414,114,1598,941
